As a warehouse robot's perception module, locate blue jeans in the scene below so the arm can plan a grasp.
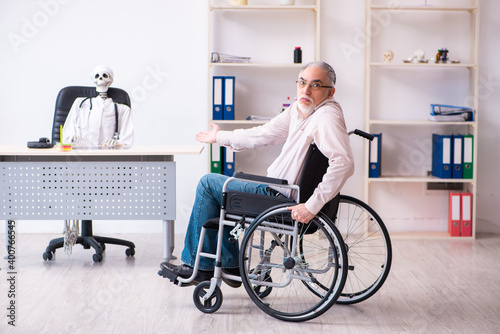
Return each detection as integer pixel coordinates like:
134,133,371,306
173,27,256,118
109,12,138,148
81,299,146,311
181,173,276,271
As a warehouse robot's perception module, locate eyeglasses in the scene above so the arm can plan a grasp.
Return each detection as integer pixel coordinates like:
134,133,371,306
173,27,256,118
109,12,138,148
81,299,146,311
296,80,333,91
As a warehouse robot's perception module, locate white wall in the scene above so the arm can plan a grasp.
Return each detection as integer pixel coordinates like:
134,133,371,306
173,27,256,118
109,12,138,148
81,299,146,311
0,0,498,234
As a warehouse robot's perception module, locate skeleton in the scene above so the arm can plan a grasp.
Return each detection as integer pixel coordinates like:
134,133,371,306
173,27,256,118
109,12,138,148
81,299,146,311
63,66,120,254
70,66,120,147
383,50,394,63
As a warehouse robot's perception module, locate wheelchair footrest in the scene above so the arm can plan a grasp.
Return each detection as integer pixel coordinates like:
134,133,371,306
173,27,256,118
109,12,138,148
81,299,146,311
157,267,181,285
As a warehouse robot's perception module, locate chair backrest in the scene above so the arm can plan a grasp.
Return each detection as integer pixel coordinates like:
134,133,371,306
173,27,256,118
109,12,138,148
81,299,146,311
51,86,131,143
297,143,340,220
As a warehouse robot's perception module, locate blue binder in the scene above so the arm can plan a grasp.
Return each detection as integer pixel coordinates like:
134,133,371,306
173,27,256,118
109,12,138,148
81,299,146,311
368,133,382,178
223,147,235,177
223,76,235,120
430,104,474,121
212,76,224,120
432,134,452,179
451,134,463,178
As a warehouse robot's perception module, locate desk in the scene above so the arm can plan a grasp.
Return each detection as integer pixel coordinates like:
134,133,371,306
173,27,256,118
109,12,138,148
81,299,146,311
0,145,203,261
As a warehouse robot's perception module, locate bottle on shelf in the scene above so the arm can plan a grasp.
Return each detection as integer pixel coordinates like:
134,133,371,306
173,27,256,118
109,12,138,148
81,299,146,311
294,47,302,64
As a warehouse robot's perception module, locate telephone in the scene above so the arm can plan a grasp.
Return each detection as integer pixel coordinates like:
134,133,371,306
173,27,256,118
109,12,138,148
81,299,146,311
27,137,54,149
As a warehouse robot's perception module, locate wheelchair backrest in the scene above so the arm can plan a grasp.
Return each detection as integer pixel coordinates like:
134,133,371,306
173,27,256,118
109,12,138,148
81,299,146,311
297,143,340,220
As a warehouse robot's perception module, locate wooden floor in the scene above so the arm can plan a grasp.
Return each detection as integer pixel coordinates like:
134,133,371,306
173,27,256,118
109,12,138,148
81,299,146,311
1,232,500,333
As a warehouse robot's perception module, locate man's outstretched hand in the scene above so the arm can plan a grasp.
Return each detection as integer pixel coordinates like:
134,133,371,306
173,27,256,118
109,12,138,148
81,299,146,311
195,122,220,143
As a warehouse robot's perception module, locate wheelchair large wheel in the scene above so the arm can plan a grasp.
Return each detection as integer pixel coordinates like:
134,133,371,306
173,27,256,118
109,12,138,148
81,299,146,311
239,205,348,322
334,195,392,304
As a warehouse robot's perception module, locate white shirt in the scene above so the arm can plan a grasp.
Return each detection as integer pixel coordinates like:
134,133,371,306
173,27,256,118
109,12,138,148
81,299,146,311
62,96,134,146
216,98,355,215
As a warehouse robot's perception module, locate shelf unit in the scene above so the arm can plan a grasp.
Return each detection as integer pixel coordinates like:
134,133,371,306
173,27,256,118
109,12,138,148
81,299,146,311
208,0,320,174
363,0,480,238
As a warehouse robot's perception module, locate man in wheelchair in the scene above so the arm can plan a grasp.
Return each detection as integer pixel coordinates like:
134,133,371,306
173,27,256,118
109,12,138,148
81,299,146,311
159,61,354,287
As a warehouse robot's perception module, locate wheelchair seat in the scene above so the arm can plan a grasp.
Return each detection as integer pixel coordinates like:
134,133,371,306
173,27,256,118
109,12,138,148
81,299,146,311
225,190,294,217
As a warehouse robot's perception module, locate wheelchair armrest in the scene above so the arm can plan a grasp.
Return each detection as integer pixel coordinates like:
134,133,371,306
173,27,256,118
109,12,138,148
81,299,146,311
233,172,288,185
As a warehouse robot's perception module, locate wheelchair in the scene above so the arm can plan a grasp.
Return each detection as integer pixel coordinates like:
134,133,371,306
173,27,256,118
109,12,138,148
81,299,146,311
159,130,392,322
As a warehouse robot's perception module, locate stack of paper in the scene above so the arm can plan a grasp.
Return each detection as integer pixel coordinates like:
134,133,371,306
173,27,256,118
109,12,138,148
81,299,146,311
211,52,251,63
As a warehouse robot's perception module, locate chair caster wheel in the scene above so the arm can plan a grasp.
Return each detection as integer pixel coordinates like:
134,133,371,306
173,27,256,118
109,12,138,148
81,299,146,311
93,253,103,263
193,281,223,314
43,251,53,261
100,243,106,252
125,248,135,257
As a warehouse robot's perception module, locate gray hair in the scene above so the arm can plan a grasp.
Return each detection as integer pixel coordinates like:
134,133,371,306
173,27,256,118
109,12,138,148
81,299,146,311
299,61,336,87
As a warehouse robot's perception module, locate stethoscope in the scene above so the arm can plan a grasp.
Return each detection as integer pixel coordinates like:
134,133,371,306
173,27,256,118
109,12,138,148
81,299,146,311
79,97,120,140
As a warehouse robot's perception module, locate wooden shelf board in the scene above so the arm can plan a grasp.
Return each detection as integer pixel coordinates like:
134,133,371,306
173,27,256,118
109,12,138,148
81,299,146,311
211,120,269,125
210,62,304,68
370,5,477,12
370,62,476,68
211,5,317,11
369,119,476,126
369,176,474,183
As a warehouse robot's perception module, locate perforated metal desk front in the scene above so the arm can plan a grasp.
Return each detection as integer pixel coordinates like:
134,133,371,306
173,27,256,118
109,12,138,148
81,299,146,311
0,145,203,260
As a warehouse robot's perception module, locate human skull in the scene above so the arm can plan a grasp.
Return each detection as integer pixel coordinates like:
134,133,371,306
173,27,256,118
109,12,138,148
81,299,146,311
383,50,394,63
92,65,114,93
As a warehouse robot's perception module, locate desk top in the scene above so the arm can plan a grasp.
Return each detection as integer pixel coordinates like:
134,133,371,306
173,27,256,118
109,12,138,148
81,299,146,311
0,145,204,157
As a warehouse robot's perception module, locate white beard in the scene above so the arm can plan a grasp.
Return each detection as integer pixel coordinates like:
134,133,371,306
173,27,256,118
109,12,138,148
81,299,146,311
297,95,316,115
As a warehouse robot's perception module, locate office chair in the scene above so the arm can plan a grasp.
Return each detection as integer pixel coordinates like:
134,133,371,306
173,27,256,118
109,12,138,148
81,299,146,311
43,86,135,263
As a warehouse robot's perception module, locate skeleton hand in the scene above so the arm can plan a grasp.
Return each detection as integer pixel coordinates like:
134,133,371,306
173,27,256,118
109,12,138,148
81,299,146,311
103,139,121,147
71,136,85,147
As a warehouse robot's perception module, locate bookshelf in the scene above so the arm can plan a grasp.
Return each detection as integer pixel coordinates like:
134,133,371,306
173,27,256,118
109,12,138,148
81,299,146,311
363,0,480,238
207,0,320,175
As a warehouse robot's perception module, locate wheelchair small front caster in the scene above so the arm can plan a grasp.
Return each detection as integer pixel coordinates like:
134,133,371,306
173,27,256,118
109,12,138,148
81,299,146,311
193,281,223,313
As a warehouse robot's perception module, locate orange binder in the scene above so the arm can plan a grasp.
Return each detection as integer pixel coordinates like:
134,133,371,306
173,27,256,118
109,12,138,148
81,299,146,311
461,193,472,237
448,192,461,237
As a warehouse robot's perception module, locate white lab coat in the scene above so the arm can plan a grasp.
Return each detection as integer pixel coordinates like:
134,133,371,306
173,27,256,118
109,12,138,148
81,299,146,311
62,96,134,146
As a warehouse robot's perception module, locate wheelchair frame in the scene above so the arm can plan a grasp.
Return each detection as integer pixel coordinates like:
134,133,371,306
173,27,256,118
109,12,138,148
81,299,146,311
169,174,350,322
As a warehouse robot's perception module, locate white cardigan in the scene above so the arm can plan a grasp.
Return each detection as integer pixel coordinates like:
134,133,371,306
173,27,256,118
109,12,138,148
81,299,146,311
216,98,355,215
